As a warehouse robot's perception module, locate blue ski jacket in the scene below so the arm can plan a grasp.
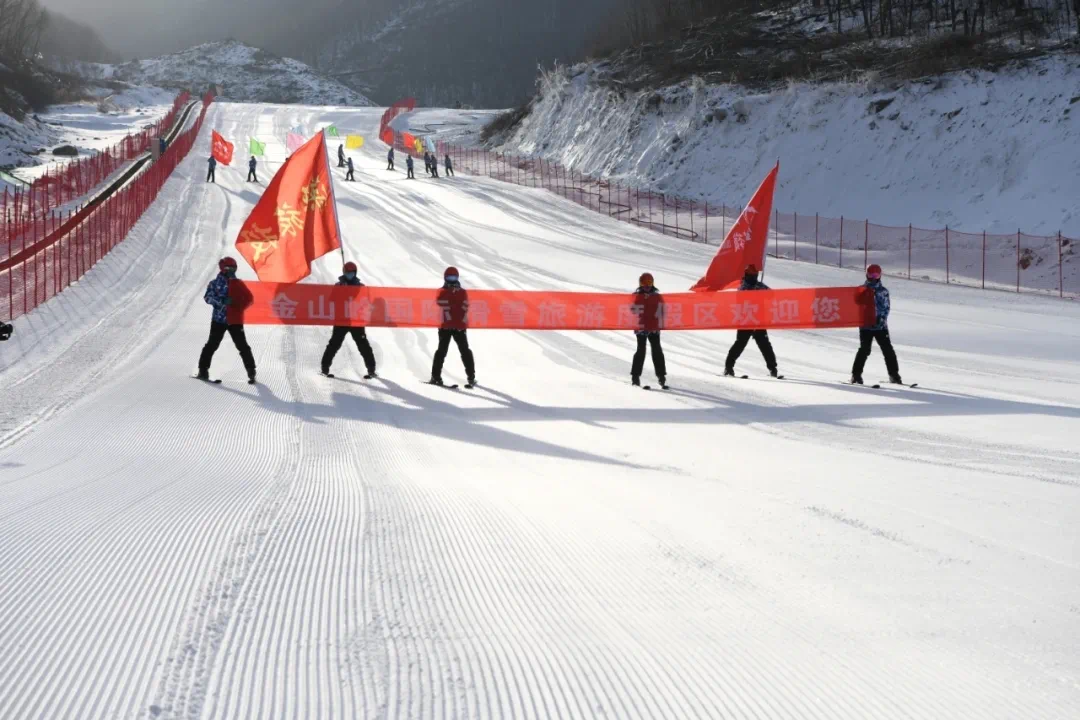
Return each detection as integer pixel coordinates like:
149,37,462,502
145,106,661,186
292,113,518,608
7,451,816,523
863,279,891,331
204,272,231,324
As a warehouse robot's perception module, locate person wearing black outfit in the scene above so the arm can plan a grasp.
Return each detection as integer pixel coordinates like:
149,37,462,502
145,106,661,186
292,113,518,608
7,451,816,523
206,155,216,183
724,264,779,378
338,144,346,168
444,154,454,177
630,272,666,387
321,262,377,378
345,157,355,181
387,147,395,170
429,266,475,387
247,156,258,182
406,155,415,179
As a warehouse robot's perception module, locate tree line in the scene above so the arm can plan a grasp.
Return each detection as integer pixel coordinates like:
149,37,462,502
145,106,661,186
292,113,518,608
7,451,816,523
0,0,49,63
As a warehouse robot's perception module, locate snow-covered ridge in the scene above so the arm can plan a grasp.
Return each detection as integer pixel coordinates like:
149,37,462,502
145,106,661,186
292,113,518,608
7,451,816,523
75,40,374,107
496,54,1080,237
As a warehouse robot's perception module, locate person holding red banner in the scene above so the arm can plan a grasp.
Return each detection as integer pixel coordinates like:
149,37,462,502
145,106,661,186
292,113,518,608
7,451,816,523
631,273,667,389
851,264,903,386
320,262,378,379
429,266,476,388
197,257,257,384
724,264,781,378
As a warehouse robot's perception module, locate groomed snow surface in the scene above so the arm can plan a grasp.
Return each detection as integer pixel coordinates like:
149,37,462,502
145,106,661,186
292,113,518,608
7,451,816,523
1,102,1079,720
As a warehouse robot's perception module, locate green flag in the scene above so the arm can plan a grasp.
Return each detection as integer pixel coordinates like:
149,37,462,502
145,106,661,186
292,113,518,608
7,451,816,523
249,138,266,157
326,125,339,137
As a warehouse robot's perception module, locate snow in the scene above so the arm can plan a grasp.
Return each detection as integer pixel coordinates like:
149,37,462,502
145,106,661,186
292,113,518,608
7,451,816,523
496,54,1080,239
1,102,1079,719
0,85,176,176
77,41,374,107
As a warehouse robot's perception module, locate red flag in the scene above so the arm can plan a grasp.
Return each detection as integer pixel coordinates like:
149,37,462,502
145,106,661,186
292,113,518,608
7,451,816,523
235,132,341,283
211,130,234,166
691,163,779,292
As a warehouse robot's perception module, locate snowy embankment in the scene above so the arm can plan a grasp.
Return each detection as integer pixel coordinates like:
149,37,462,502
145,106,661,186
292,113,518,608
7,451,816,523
1,102,1079,719
3,86,177,181
497,54,1080,238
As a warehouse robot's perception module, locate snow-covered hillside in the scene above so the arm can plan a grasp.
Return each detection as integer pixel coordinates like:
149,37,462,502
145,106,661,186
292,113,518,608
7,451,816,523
1,102,1079,719
496,54,1080,237
78,41,374,107
0,86,177,171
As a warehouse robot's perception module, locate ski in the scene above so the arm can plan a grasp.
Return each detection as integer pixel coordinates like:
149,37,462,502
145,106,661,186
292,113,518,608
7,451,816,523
844,381,882,389
642,384,669,391
426,381,459,389
726,374,749,380
879,381,919,388
192,375,222,384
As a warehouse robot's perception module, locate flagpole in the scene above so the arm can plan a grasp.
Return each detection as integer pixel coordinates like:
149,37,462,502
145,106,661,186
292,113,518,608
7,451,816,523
321,130,347,266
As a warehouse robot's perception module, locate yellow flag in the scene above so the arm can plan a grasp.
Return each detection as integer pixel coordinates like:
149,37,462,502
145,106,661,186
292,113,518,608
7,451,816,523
346,135,364,149
414,138,423,153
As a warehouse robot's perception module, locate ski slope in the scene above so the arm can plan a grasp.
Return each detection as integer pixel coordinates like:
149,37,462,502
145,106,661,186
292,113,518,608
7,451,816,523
1,102,1079,720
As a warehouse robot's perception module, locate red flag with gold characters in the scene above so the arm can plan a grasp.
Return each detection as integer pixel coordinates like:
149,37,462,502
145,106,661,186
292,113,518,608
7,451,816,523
211,130,234,166
234,132,341,283
691,163,779,292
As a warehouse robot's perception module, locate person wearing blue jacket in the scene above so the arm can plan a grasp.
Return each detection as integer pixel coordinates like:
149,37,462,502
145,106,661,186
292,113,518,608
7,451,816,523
345,157,355,181
247,156,258,182
406,155,415,179
206,155,216,183
387,147,395,170
321,262,377,378
197,257,256,383
444,154,454,177
724,264,779,377
851,264,902,385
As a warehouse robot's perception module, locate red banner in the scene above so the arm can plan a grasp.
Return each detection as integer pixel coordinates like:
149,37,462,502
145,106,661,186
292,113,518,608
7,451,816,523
227,282,874,330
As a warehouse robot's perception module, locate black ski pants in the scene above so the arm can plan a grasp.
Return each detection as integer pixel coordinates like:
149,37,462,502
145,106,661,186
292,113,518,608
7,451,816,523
726,329,776,372
346,169,355,181
445,165,454,177
322,326,376,373
852,328,899,378
632,332,666,380
247,169,257,182
407,167,414,179
387,160,394,170
199,322,255,374
431,329,475,381
206,167,215,183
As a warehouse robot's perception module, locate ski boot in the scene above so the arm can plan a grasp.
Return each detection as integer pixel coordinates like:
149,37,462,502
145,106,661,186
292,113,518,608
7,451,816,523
723,367,735,377
850,374,863,385
888,374,903,385
631,376,641,387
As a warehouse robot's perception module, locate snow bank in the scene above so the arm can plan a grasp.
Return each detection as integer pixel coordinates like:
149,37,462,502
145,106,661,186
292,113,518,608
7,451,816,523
498,54,1080,237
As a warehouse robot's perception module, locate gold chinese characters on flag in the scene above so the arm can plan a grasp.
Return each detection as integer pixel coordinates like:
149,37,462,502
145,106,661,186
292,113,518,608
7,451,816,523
235,132,340,283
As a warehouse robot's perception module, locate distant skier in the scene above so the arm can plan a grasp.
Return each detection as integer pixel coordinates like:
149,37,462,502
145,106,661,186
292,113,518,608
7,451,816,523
851,264,902,385
387,147,395,170
444,153,454,177
247,155,258,182
429,266,476,387
159,137,167,155
406,154,415,179
206,155,216,183
423,152,432,176
724,264,780,378
0,320,13,341
338,144,346,168
431,152,439,178
630,272,666,388
197,257,256,384
345,157,355,181
321,262,377,379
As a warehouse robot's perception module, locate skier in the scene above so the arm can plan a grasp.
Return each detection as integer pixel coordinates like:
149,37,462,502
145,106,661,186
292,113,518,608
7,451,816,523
338,144,346,168
423,152,432,176
429,266,476,387
321,262,377,378
345,157,355,182
247,155,258,182
444,153,454,177
406,154,415,179
159,137,167,155
724,264,780,378
0,320,13,341
197,257,257,384
630,272,666,388
206,155,217,183
387,147,395,170
851,264,902,385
